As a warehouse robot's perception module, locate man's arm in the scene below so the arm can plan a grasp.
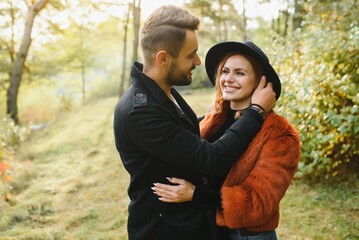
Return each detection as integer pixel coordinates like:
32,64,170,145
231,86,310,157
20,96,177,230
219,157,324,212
125,77,275,175
125,106,259,175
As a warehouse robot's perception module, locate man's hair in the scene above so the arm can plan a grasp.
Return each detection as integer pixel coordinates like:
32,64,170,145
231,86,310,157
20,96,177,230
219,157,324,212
140,5,200,65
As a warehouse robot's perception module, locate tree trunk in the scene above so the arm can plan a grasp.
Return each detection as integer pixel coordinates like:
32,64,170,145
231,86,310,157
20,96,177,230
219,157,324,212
218,0,228,41
10,1,16,63
119,4,130,97
81,61,86,103
80,25,86,104
132,0,141,63
6,0,49,124
277,10,281,35
241,0,248,41
293,0,304,30
283,10,289,37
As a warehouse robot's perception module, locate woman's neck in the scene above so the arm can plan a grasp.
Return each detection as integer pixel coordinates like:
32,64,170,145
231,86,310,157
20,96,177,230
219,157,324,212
230,100,251,111
229,100,252,120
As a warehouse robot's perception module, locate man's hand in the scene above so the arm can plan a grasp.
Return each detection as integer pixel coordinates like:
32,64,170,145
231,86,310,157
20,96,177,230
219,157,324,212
152,177,195,203
252,76,276,113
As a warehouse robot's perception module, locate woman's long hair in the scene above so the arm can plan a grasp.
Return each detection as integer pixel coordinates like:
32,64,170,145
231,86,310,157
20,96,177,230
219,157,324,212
211,53,264,114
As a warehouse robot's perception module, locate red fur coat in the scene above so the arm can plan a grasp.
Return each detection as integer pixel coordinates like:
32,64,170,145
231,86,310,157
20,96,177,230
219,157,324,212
200,107,301,232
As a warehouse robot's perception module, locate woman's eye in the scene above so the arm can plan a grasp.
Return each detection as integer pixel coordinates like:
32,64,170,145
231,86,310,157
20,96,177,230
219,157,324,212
236,71,244,76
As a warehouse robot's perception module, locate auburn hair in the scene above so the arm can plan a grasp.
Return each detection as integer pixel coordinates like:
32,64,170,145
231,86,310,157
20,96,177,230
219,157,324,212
212,53,264,114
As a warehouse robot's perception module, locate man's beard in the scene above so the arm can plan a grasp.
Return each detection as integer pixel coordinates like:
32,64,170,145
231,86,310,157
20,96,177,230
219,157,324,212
166,62,194,86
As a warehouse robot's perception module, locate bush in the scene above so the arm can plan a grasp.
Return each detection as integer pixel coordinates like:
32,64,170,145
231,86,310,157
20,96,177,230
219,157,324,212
0,117,30,203
273,0,358,179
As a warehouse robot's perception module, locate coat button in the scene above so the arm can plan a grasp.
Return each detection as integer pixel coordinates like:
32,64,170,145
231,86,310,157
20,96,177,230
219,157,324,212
202,177,208,185
205,209,212,217
159,213,163,217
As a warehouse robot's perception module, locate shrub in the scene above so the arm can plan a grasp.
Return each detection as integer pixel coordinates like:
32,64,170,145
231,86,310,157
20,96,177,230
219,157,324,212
0,117,30,203
273,0,358,179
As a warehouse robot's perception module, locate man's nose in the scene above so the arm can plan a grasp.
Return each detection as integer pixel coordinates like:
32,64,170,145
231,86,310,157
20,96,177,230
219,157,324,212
194,54,201,66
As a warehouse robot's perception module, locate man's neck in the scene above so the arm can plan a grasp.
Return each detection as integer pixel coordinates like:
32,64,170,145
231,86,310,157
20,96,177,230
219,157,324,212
143,66,174,101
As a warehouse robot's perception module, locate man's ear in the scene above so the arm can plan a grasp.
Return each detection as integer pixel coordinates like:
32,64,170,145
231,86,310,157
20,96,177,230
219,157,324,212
156,51,168,66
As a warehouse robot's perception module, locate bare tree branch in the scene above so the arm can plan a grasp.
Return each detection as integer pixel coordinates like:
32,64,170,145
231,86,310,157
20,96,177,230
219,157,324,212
0,37,16,60
0,82,7,91
32,0,49,12
23,0,31,7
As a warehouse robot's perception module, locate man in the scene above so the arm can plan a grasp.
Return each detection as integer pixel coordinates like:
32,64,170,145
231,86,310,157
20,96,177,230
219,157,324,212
113,5,276,240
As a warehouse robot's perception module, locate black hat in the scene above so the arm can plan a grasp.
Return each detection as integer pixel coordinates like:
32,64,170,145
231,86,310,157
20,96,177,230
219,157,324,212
205,41,281,99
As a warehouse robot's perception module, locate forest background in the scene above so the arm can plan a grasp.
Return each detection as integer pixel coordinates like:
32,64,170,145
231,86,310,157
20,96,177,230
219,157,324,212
0,0,358,239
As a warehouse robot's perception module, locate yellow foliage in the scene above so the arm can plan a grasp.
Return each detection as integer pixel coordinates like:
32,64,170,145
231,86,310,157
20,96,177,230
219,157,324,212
0,149,4,160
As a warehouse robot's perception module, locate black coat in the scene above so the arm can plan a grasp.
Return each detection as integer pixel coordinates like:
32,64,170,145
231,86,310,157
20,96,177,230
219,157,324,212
113,62,264,240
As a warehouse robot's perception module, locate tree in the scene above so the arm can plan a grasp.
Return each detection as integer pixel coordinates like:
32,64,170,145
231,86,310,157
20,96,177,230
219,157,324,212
132,0,141,63
239,0,249,40
185,0,243,42
119,3,130,97
268,0,307,37
66,1,98,104
119,0,141,97
97,1,141,97
184,0,250,87
6,0,49,124
0,1,22,111
293,0,306,30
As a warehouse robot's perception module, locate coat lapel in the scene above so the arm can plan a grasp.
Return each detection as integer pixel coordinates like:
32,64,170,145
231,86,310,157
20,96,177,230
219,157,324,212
131,62,199,134
171,88,199,134
200,101,230,139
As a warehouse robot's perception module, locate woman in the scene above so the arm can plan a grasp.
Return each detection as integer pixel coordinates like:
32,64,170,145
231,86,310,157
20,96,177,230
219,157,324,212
152,41,301,240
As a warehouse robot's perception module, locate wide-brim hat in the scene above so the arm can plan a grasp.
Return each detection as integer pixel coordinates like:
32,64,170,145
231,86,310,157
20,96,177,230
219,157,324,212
205,41,281,99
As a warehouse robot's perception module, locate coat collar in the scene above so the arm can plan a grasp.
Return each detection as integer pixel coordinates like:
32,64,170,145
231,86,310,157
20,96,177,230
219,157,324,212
200,101,231,139
131,62,170,106
131,62,199,133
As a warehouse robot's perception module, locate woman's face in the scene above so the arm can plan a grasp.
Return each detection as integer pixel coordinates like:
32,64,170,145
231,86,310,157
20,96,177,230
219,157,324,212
219,54,257,109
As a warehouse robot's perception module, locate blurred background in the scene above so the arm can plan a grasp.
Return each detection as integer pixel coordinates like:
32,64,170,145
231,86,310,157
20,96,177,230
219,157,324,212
0,0,358,239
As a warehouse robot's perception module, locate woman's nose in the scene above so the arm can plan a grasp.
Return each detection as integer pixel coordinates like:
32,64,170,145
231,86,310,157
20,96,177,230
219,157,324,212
224,72,234,82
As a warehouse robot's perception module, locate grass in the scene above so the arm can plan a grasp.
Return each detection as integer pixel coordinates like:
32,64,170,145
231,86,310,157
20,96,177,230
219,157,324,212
0,89,358,240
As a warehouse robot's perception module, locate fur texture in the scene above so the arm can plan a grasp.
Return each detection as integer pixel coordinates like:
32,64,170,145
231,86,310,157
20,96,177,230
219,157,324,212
200,107,301,232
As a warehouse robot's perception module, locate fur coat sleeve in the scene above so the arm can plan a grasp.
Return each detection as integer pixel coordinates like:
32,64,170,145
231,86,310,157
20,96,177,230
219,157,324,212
215,112,301,231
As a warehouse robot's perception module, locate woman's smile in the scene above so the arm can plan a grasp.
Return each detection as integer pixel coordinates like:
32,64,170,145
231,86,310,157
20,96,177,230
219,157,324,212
223,84,242,93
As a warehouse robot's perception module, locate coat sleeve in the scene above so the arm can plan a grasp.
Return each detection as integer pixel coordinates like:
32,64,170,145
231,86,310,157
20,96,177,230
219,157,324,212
124,105,264,175
217,125,301,228
192,186,222,209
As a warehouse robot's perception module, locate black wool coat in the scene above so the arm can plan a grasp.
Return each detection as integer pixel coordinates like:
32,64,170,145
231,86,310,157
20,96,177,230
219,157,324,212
113,62,264,240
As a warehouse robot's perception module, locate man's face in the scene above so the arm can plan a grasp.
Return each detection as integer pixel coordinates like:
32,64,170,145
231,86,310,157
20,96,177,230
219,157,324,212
166,30,201,86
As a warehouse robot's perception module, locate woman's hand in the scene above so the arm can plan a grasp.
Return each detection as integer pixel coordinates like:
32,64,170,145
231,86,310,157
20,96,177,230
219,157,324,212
152,177,195,203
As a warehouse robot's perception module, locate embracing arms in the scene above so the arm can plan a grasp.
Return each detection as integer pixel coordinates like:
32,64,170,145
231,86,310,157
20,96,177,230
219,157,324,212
124,78,276,175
